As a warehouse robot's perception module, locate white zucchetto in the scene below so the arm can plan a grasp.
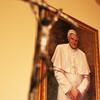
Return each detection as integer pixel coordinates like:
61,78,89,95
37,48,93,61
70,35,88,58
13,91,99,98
67,29,77,37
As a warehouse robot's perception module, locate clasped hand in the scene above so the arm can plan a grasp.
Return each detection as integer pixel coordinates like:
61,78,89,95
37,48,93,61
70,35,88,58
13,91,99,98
67,87,81,100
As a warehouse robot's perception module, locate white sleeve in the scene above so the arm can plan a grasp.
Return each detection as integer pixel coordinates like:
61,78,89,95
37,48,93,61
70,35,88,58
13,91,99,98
51,45,72,94
51,45,62,68
77,75,90,96
55,70,72,94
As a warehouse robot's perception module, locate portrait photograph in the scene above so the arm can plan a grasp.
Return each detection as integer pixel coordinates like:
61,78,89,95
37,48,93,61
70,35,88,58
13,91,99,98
28,4,100,100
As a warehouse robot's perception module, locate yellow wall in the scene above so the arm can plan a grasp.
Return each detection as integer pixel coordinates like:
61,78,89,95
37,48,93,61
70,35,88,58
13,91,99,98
0,0,100,100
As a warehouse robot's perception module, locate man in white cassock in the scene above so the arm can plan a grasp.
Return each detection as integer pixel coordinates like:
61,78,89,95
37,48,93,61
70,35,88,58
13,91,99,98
51,29,90,100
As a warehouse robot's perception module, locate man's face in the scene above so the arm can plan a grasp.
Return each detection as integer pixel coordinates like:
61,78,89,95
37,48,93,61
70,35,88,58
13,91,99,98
68,33,79,49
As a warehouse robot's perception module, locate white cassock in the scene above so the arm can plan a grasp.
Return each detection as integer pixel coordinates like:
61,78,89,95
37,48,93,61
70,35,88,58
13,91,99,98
51,43,90,100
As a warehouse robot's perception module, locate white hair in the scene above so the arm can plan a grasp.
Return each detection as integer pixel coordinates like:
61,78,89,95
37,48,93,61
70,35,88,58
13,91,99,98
67,29,77,37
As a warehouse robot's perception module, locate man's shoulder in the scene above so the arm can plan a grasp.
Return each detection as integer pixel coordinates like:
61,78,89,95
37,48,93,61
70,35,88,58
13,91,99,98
78,48,86,56
56,43,68,48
